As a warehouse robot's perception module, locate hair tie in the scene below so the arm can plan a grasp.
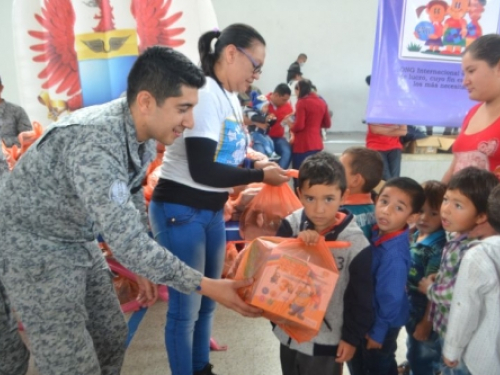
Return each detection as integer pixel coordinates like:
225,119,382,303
209,29,221,54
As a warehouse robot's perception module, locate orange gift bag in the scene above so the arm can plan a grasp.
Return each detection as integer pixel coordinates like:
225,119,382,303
239,170,302,240
232,236,350,343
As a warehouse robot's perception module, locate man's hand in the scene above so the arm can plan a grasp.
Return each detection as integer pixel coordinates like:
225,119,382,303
418,274,436,294
336,340,356,362
365,334,382,350
444,357,459,368
135,275,158,307
413,320,432,341
298,230,321,246
199,277,263,317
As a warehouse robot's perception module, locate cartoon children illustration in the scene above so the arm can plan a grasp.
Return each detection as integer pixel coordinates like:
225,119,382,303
442,0,469,54
467,0,486,46
415,0,449,53
288,282,315,320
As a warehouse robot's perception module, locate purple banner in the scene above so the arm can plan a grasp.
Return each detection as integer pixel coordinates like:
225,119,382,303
366,0,500,127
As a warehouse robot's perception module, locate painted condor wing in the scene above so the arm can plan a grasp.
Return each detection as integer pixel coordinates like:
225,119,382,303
131,0,185,53
28,0,80,97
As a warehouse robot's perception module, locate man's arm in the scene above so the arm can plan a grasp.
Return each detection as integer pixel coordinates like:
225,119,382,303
16,106,32,134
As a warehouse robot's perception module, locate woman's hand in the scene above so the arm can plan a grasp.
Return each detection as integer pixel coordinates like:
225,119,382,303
254,160,279,169
198,277,263,317
262,166,290,186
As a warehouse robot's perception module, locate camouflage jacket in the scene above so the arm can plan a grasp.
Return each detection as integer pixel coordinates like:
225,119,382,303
0,98,202,293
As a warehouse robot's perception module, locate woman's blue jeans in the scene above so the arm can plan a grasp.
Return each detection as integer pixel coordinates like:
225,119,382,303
148,201,226,375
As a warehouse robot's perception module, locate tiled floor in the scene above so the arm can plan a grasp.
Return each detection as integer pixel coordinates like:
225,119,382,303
25,298,409,375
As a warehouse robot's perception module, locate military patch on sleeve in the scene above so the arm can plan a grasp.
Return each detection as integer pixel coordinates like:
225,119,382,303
109,180,130,206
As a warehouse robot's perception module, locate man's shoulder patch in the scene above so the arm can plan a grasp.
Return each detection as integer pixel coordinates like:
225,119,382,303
109,180,130,206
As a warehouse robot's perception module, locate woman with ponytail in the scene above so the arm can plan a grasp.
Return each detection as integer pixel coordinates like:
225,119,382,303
149,24,289,375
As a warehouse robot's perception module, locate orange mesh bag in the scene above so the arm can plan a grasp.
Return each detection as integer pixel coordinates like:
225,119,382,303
239,170,301,240
221,242,239,278
1,121,44,170
232,236,350,343
18,121,44,154
1,142,22,171
143,166,161,205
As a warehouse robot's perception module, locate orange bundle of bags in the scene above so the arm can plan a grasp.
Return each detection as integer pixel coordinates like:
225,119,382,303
231,236,350,343
2,121,44,170
239,170,301,240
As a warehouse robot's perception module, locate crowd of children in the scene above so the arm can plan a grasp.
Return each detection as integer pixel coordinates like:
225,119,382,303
263,148,500,375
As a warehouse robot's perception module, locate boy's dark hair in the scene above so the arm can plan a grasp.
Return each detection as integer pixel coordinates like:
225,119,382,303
127,46,205,106
199,23,266,79
487,185,500,233
298,53,307,59
298,152,346,194
342,147,383,193
422,180,447,211
274,83,291,96
380,177,426,213
448,167,499,214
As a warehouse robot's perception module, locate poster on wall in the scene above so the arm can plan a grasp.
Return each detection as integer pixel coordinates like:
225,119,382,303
366,0,500,127
12,0,218,126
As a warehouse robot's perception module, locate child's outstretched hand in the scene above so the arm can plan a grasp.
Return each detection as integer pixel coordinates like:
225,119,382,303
298,230,320,246
417,273,436,294
336,340,356,362
365,334,382,350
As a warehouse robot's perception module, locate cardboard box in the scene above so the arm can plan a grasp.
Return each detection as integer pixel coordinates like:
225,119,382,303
404,135,456,154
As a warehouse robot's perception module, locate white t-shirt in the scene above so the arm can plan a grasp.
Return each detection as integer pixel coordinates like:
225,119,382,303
160,77,248,193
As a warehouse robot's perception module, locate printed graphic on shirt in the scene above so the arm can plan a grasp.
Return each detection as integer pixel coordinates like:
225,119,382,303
454,150,490,172
214,116,247,166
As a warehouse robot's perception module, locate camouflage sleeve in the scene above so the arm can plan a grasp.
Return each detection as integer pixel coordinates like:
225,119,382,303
68,140,203,293
16,106,32,134
131,186,148,229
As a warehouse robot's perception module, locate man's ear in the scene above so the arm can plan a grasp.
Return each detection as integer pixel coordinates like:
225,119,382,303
135,91,155,114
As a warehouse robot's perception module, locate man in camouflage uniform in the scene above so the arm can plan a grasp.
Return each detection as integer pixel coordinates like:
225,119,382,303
0,75,32,375
0,47,261,375
0,75,32,175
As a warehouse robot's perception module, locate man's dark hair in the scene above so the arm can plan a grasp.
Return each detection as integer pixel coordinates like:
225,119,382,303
298,152,346,194
343,147,383,193
379,177,426,213
199,23,266,79
127,46,205,105
487,185,500,233
448,167,499,214
274,83,291,96
422,180,447,211
298,53,307,60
